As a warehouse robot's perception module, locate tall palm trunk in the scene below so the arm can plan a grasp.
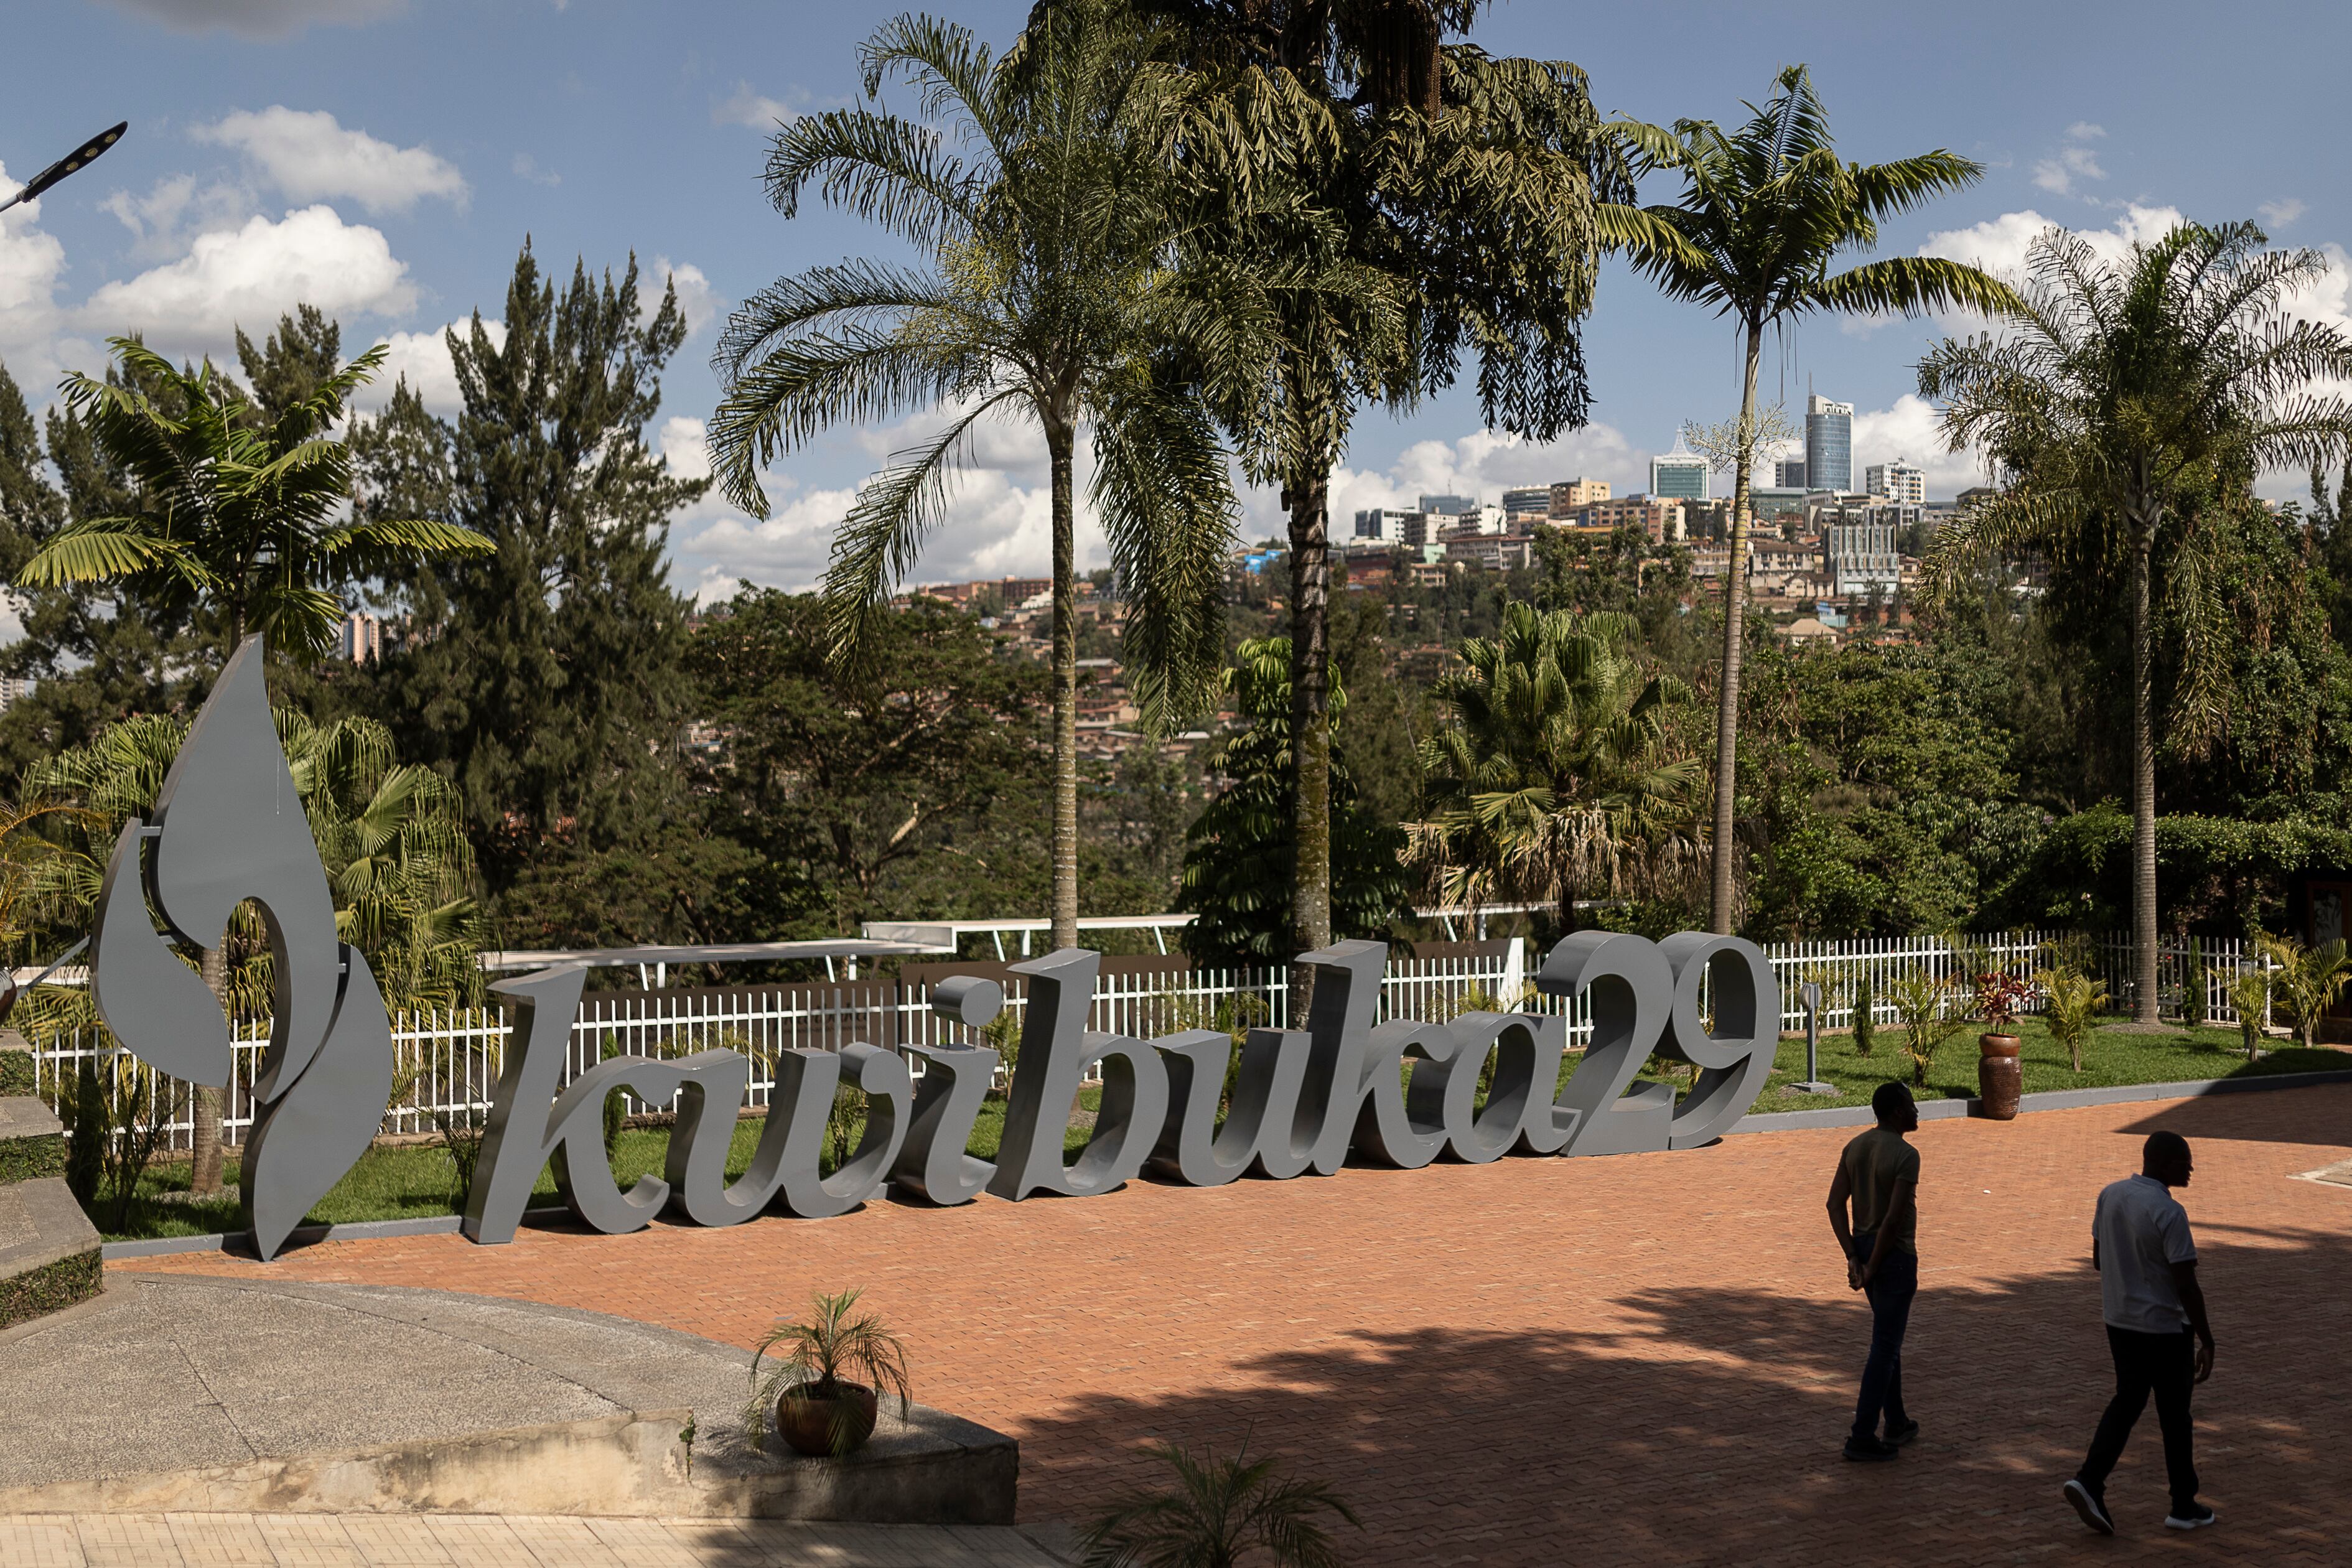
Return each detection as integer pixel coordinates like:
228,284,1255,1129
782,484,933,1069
1286,470,1333,984
1707,320,1765,935
1048,421,1080,951
2129,496,2160,1025
190,944,228,1194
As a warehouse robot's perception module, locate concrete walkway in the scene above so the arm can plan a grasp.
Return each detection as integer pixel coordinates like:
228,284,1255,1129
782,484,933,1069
0,1513,1071,1566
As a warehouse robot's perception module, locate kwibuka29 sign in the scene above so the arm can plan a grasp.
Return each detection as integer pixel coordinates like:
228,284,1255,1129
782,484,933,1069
90,640,1780,1260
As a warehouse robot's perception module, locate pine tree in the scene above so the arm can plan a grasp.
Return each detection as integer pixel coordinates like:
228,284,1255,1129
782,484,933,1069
355,243,711,928
236,306,343,424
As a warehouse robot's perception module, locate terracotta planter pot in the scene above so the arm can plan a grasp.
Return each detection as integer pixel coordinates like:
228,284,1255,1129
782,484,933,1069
1977,1034,2022,1121
775,1381,879,1457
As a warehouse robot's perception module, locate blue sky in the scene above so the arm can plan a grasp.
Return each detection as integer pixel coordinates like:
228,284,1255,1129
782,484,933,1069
2,0,2346,602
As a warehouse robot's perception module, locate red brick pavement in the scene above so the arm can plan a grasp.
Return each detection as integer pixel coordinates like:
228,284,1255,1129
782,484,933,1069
128,1087,2352,1566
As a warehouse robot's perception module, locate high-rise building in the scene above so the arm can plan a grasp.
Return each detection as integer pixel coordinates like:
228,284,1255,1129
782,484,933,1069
1816,501,1921,595
1418,493,1475,516
340,610,383,665
1865,460,1926,506
1549,477,1610,513
1353,508,1418,544
1806,393,1854,495
1649,446,1709,502
1775,457,1808,490
0,676,30,713
1501,486,1553,520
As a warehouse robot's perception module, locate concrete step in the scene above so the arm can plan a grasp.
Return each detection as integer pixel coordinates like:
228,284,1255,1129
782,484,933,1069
0,1093,68,1184
0,1174,103,1331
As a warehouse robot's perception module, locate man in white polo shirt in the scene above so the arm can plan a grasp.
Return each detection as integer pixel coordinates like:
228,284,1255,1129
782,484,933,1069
2063,1130,2216,1535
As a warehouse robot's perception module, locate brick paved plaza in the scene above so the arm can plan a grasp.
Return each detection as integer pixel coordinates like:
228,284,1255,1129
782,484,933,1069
129,1086,2352,1566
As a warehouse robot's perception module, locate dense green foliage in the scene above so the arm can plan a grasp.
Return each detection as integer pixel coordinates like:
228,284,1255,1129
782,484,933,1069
1179,637,1407,968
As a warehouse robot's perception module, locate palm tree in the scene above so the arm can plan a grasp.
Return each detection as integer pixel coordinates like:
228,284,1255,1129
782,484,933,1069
1147,2,1621,976
16,335,488,1190
22,710,484,1020
1081,1437,1359,1568
1601,65,2019,934
1920,221,2352,1024
1414,605,1701,933
707,2,1236,951
18,338,490,660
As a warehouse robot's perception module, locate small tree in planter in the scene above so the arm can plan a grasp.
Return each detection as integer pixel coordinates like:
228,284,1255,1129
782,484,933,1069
1890,969,1962,1091
2044,965,2107,1072
1852,973,1878,1058
745,1288,912,1458
1082,1435,1360,1568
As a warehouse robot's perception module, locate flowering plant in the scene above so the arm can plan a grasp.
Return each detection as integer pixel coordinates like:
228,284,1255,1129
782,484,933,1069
1973,969,2035,1033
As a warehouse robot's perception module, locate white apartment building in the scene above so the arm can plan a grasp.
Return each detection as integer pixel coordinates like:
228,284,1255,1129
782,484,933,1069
1865,461,1926,506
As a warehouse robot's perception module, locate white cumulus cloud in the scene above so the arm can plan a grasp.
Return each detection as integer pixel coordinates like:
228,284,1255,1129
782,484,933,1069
101,0,406,37
2260,197,2308,230
650,258,719,338
195,107,467,215
80,206,418,355
356,319,508,416
98,175,255,261
715,83,800,129
2031,123,2107,198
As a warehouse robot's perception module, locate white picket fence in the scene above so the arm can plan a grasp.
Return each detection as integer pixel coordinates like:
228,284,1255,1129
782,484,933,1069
21,930,2264,1150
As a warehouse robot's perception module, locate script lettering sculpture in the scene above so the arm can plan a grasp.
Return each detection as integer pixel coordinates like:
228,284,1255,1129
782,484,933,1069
83,642,1790,1259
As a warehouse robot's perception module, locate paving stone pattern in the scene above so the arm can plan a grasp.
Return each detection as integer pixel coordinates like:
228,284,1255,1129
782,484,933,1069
0,1514,1064,1566
128,1086,2352,1566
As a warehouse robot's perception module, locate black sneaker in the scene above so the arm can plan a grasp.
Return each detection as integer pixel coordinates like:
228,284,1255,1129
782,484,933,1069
2064,1478,2114,1536
1884,1419,1920,1447
1842,1435,1900,1462
2164,1502,2217,1531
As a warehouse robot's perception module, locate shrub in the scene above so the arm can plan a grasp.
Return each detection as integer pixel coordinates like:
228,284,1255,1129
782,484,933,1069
2043,965,2107,1072
1889,969,1962,1090
2224,965,2269,1062
1082,1435,1360,1568
2257,935,2351,1052
1852,974,1877,1058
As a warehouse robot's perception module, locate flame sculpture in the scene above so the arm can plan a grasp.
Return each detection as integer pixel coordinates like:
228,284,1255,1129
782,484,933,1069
88,637,393,1259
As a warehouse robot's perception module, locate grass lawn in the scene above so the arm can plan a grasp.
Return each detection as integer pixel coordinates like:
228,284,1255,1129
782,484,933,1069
1744,1015,2347,1116
97,1087,1103,1243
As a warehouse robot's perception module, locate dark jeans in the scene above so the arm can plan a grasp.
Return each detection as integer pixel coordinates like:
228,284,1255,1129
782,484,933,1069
1849,1233,1916,1442
2078,1326,2200,1510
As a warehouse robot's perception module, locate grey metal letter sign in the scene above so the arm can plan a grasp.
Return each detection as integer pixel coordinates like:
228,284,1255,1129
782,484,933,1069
86,640,1793,1261
89,637,393,1260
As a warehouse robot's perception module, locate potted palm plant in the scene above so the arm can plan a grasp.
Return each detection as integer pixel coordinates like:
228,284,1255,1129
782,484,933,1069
745,1288,913,1458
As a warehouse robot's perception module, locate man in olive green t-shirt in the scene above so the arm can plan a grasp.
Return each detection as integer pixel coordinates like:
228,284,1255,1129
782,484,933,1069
1827,1081,1921,1461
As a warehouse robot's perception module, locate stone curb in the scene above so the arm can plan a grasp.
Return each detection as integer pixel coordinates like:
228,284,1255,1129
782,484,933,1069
102,1207,571,1262
1729,1066,2352,1136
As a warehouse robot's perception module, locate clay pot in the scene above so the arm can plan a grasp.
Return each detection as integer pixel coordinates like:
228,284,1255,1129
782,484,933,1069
775,1381,879,1457
1977,1033,2022,1121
